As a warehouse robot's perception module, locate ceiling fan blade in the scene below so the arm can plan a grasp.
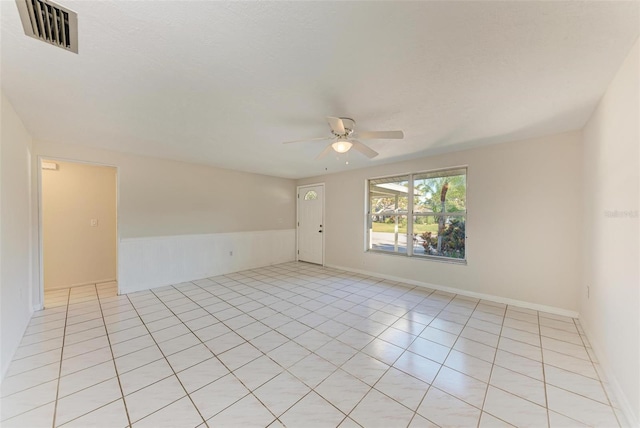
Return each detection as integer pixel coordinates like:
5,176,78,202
355,130,404,140
351,140,378,158
282,136,332,144
326,117,346,134
315,142,335,160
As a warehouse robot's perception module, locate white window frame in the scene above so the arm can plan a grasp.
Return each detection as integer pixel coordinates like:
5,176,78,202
366,166,467,264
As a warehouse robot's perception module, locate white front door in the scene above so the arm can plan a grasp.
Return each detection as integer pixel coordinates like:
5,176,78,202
297,184,324,265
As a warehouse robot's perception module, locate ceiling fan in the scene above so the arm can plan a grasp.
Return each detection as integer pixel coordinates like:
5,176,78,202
283,117,404,159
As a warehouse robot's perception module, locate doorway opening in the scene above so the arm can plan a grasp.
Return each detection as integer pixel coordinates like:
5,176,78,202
39,158,118,308
297,183,324,265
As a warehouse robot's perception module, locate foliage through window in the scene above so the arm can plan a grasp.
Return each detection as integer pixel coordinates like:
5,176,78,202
367,167,466,261
304,190,318,200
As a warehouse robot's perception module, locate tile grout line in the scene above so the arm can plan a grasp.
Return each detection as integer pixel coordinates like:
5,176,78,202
458,304,586,425
0,292,71,425
572,317,623,427
279,307,374,428
476,303,509,428
51,287,71,428
200,268,608,428
5,263,619,428
365,291,465,427
182,278,322,425
123,293,210,428
460,304,548,420
539,308,552,428
46,288,126,426
539,316,613,425
40,288,124,424
338,293,438,425
184,271,407,425
185,273,383,419
405,296,477,419
95,284,133,427
164,283,292,425
307,280,498,424
2,295,119,389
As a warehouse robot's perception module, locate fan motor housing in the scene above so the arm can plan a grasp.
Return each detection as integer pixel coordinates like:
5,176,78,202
339,117,355,130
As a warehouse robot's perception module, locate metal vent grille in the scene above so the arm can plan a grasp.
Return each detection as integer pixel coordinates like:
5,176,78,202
15,0,78,53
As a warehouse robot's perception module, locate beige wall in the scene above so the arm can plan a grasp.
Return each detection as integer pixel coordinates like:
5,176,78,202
298,131,583,313
31,140,297,298
1,92,34,379
581,39,639,425
42,160,117,289
33,141,297,238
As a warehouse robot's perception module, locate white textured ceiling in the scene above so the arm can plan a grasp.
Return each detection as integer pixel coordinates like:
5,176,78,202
1,1,638,178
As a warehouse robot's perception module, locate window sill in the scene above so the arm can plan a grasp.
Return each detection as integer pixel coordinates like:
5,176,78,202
366,249,467,265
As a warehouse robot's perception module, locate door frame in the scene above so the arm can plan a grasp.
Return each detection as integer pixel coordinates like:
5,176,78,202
37,156,120,309
296,183,325,266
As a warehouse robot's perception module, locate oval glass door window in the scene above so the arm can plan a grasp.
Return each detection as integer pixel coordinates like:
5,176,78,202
304,190,318,200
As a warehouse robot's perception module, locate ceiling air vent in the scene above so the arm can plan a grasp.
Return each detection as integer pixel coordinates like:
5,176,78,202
15,0,78,53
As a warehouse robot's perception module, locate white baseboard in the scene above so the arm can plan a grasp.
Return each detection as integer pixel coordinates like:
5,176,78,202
579,321,637,428
118,229,296,294
325,263,580,318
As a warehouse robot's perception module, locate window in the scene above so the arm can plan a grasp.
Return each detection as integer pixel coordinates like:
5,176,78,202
304,190,318,200
368,175,410,254
367,167,466,262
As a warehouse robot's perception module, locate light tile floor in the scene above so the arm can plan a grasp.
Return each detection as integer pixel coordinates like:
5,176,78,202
0,262,626,427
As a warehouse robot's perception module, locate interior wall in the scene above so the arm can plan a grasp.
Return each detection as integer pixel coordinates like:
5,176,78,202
1,92,34,380
581,38,639,426
42,160,117,289
32,141,297,295
119,229,296,294
33,141,296,237
298,131,583,314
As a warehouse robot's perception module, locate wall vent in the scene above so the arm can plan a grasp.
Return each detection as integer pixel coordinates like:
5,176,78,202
15,0,78,53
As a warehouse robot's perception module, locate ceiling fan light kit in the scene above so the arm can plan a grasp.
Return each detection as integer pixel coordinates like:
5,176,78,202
283,116,404,160
332,139,353,153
